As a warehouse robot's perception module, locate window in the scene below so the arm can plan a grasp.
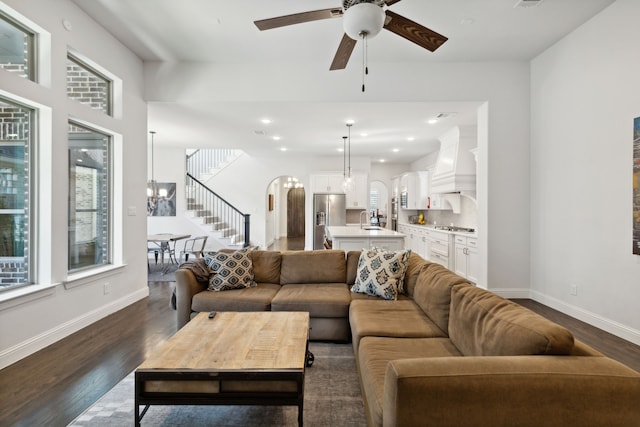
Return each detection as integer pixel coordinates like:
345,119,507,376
369,188,379,211
0,97,32,290
66,54,112,115
68,122,111,272
0,13,35,81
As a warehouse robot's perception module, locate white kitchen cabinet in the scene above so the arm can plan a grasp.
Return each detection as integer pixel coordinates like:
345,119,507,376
310,174,345,194
345,173,368,209
333,237,369,252
397,224,428,258
426,229,452,269
401,171,428,210
454,235,478,283
369,238,405,251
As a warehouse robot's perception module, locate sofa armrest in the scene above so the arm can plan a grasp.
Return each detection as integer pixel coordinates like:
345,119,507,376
175,268,207,329
383,356,640,427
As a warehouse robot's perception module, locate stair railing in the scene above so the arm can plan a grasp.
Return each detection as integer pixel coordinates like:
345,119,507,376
186,148,238,181
186,173,250,248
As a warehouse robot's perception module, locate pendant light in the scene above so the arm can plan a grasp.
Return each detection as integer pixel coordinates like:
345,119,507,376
343,123,354,191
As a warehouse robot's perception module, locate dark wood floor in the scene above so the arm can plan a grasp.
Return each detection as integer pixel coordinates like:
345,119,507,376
0,281,177,427
1,279,639,426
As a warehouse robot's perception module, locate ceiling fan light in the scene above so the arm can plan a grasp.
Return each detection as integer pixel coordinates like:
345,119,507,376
343,3,385,41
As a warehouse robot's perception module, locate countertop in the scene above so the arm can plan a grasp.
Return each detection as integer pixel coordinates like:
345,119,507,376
326,226,406,238
398,223,478,237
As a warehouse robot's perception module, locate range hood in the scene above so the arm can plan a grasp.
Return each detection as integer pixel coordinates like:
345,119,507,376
431,125,477,196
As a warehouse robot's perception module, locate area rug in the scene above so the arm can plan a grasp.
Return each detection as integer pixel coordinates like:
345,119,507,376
68,342,366,426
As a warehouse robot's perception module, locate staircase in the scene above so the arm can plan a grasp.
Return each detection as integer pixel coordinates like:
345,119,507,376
184,149,250,249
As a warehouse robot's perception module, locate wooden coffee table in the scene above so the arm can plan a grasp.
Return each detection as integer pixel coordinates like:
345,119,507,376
135,311,310,426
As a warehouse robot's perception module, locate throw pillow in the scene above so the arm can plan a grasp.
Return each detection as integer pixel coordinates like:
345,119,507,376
204,248,256,291
350,248,411,300
369,246,412,294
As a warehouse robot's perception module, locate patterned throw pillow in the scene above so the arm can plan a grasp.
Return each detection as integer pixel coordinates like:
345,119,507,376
204,248,256,291
351,248,411,300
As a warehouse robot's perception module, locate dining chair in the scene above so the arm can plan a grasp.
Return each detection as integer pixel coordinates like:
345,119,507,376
179,236,208,262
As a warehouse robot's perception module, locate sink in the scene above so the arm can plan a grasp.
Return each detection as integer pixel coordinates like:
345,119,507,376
363,226,383,231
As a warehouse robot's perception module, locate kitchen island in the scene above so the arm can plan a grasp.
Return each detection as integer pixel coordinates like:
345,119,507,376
326,226,406,251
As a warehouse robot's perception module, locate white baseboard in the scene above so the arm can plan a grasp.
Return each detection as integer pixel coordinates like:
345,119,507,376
529,289,640,346
0,287,149,370
491,288,532,299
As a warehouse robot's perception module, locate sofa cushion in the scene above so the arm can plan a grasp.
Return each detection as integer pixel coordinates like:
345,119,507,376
358,337,462,427
252,250,281,284
346,250,361,285
279,250,346,285
412,263,472,334
449,285,575,356
271,283,351,318
191,283,281,312
403,253,431,297
205,248,256,291
351,249,411,300
349,299,447,354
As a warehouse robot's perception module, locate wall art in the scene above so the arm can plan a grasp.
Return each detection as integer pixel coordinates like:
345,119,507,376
147,182,176,217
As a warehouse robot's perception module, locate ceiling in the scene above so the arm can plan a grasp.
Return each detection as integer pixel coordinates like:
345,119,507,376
71,0,615,163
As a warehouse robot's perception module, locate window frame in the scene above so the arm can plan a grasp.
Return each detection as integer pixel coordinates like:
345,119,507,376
0,95,34,291
0,11,36,81
67,121,114,273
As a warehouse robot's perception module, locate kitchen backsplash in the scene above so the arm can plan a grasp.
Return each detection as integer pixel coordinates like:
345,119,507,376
422,196,477,229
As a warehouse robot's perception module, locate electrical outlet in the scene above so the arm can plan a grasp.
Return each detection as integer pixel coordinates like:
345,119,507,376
569,284,577,296
103,283,110,295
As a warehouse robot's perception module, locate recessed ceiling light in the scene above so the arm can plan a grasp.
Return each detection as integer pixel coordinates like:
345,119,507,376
360,132,368,137
337,148,344,152
280,147,287,152
460,18,475,25
379,159,385,163
272,136,281,141
392,148,400,153
407,137,415,142
427,119,438,125
345,119,355,125
261,118,272,124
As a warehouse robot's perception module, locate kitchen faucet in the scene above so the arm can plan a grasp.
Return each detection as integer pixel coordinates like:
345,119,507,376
360,210,368,229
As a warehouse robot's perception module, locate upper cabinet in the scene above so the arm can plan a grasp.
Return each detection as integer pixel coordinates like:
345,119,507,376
310,173,368,209
400,171,428,210
431,126,477,195
345,173,367,209
310,174,345,194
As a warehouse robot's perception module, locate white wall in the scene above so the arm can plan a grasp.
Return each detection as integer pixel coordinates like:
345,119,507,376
0,0,148,368
530,0,640,344
145,59,531,290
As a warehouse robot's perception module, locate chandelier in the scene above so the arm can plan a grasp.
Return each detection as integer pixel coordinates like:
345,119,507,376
283,176,303,189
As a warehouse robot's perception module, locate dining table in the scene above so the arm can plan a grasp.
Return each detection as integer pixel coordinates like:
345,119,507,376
147,233,191,273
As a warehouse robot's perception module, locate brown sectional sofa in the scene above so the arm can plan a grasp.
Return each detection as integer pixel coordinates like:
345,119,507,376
174,249,640,427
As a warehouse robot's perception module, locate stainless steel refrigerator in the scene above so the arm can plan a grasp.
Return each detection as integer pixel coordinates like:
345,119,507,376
313,194,346,249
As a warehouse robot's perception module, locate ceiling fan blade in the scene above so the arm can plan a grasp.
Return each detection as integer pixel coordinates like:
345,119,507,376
330,33,357,70
384,0,403,5
383,10,448,52
254,8,343,31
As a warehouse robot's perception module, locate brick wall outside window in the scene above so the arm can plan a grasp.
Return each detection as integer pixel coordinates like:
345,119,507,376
66,60,110,114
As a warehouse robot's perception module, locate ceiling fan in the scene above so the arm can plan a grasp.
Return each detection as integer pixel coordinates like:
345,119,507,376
254,0,448,71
